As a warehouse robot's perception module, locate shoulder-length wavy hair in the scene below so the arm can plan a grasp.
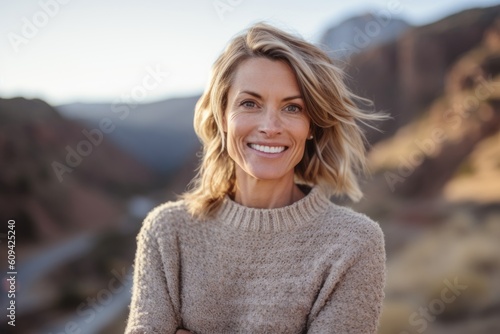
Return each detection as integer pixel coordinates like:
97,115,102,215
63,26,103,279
181,22,384,218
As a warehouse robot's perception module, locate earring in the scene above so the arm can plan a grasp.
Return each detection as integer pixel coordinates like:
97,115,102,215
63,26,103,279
308,135,313,140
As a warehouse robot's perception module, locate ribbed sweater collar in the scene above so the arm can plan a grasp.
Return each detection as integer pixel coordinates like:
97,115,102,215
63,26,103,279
216,185,331,233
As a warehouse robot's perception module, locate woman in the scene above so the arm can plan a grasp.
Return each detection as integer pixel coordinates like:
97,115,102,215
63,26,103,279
125,22,386,334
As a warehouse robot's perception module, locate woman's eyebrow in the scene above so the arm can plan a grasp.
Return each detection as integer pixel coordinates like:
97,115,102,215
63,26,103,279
239,90,303,101
282,95,303,102
239,90,262,99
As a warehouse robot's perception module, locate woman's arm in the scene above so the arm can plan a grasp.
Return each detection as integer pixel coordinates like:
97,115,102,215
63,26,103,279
307,226,386,334
125,226,181,334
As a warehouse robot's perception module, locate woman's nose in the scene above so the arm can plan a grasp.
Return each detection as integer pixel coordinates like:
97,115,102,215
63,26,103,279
258,108,283,137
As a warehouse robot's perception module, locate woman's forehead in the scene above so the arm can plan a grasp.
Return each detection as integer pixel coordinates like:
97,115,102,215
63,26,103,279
229,58,301,98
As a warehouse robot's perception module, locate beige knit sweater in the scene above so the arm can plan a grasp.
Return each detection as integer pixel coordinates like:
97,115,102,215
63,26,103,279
125,186,386,333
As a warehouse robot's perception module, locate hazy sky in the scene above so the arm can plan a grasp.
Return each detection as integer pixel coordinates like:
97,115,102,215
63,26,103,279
1,0,499,106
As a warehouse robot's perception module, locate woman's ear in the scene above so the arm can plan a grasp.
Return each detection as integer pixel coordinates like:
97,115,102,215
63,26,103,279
308,126,314,140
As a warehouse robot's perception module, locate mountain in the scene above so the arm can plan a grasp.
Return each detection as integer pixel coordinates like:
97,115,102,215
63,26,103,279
319,12,410,58
367,19,500,201
360,6,500,200
321,5,500,145
0,97,155,242
56,95,201,174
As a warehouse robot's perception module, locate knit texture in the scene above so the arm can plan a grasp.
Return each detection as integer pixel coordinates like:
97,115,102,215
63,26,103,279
125,186,386,333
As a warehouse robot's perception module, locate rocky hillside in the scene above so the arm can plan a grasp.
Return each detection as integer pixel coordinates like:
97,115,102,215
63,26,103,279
368,16,500,202
0,98,155,243
322,5,500,144
341,8,500,334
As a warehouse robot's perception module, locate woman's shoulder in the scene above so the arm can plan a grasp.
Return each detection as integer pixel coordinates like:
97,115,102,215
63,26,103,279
139,199,190,238
321,201,384,246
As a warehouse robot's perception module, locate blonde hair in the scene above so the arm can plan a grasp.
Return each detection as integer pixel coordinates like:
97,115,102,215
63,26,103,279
182,22,384,218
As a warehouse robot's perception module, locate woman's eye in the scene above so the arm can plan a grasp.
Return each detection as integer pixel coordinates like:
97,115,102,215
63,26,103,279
284,104,302,113
240,101,256,108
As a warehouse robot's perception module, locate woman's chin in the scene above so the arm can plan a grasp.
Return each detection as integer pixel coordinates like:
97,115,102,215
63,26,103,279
239,168,294,183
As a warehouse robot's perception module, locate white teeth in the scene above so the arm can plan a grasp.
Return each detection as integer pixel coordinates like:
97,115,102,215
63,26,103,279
249,144,286,153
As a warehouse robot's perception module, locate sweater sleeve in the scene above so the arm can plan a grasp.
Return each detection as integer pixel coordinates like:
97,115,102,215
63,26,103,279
307,223,386,334
124,220,181,334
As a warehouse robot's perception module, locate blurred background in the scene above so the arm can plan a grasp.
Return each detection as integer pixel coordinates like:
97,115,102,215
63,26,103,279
1,0,500,333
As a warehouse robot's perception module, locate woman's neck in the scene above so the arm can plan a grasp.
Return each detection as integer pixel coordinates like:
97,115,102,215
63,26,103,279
233,170,305,209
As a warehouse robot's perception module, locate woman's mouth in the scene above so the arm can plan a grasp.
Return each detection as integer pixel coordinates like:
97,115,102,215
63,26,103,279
248,143,287,154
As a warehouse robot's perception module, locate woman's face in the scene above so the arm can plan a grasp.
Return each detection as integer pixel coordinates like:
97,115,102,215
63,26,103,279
224,57,311,184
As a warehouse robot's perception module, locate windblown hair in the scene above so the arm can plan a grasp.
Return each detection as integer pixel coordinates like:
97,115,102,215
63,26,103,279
182,22,384,218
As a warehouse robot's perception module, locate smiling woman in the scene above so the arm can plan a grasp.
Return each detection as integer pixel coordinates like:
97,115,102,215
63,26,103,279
125,22,387,334
224,58,312,208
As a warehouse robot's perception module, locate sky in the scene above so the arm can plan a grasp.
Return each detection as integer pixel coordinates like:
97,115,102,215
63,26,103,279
1,0,500,106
